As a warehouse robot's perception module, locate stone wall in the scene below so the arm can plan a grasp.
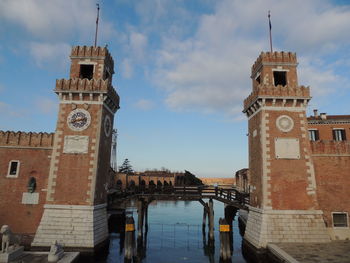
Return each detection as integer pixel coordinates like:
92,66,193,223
244,207,330,248
32,204,108,248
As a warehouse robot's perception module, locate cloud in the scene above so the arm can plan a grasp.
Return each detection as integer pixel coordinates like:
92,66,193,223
35,97,58,115
0,102,26,117
121,58,134,79
134,99,154,111
29,42,71,70
0,0,116,42
150,0,350,117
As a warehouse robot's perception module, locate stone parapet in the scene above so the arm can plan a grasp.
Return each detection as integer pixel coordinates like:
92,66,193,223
0,131,54,148
70,46,114,70
251,52,297,75
32,204,108,249
310,141,350,155
244,207,330,248
243,84,310,111
55,78,120,111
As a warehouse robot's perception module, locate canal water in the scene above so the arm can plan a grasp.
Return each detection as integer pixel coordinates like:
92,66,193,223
101,200,247,263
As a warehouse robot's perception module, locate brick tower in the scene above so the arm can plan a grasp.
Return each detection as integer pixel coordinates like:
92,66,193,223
32,46,119,249
242,52,329,249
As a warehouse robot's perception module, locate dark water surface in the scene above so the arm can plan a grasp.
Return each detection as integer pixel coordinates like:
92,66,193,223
103,200,247,263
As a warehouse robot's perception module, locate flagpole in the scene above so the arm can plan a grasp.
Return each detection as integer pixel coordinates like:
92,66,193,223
94,4,100,47
268,10,273,53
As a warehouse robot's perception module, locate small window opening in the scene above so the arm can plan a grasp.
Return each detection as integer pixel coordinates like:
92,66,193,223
308,130,319,141
256,75,261,84
79,65,94,80
333,129,346,141
273,71,287,86
7,161,20,177
333,213,348,227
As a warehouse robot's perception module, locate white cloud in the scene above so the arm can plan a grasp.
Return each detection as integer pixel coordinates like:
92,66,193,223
29,42,71,70
129,32,148,61
121,58,134,79
150,0,350,117
134,99,154,111
0,0,116,42
35,97,58,115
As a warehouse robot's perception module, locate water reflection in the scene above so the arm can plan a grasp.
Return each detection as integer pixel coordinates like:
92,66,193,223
107,200,246,263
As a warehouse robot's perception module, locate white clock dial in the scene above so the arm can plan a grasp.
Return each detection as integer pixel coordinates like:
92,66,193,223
276,115,294,132
67,109,91,131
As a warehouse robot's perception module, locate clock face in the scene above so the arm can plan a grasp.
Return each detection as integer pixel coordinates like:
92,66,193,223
67,109,91,131
104,115,112,137
276,115,294,132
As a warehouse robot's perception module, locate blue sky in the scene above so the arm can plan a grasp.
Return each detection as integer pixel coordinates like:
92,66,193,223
0,0,349,177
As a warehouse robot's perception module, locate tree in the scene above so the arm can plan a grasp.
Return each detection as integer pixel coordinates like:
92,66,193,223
118,158,134,174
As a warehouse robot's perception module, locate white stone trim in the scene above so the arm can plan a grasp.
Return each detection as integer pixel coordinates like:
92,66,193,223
43,203,107,210
6,160,20,178
248,106,306,120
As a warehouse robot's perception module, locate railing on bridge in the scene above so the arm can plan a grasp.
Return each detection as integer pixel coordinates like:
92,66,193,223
108,185,250,209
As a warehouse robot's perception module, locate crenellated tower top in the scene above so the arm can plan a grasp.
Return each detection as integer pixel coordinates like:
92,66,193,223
243,51,310,116
55,45,119,113
69,45,114,81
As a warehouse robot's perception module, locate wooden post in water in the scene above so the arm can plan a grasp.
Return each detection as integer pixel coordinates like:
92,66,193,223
219,217,231,261
137,199,144,239
208,198,214,243
202,205,207,233
124,216,136,262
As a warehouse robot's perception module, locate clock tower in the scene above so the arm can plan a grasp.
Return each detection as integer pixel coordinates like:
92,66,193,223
32,46,119,250
242,52,329,250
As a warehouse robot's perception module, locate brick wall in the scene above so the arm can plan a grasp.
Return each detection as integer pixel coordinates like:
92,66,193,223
0,146,51,236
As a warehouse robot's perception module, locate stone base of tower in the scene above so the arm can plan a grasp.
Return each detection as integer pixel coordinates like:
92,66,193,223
32,204,108,250
244,206,330,248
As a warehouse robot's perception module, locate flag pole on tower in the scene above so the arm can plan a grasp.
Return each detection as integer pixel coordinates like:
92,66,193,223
94,3,100,47
268,10,273,53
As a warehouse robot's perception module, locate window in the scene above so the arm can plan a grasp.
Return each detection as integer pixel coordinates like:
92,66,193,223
256,75,261,84
333,129,346,141
273,71,287,86
79,64,94,80
7,160,20,177
332,212,348,227
308,130,319,141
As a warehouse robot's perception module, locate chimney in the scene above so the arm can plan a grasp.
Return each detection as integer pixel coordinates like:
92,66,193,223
320,113,327,120
313,109,318,118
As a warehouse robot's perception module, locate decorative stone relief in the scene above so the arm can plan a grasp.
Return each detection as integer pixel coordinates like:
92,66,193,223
63,136,89,154
22,193,39,205
276,115,294,132
275,138,300,159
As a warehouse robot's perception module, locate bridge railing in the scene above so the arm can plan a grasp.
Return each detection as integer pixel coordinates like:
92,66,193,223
108,185,250,208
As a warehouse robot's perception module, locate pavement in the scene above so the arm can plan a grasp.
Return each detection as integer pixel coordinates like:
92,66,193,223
268,240,350,263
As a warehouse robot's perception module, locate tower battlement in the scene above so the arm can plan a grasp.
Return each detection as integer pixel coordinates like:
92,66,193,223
0,131,54,148
243,84,310,111
252,51,297,74
70,46,114,69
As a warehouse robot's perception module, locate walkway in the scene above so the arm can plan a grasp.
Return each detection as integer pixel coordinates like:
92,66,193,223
268,240,350,263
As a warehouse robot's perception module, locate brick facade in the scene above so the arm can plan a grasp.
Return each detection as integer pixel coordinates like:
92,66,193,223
243,51,350,248
0,46,119,250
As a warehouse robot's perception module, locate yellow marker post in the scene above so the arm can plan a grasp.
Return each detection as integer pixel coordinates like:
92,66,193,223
219,224,230,232
125,223,135,232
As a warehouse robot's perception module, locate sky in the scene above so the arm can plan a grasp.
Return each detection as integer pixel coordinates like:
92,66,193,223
0,0,350,177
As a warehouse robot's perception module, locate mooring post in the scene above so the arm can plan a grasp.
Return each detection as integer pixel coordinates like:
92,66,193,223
202,205,207,233
144,201,149,233
124,216,136,262
208,198,214,242
219,217,231,261
137,200,144,239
